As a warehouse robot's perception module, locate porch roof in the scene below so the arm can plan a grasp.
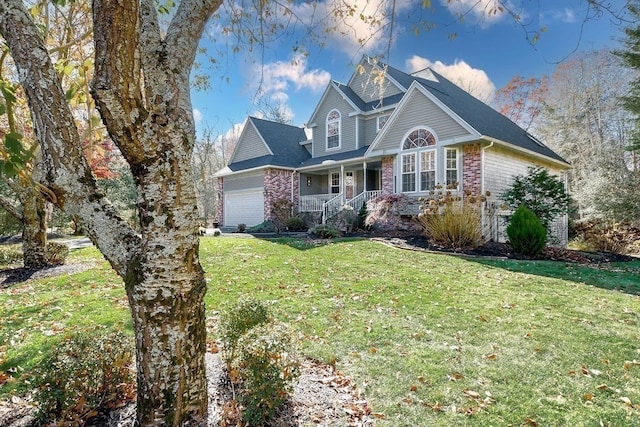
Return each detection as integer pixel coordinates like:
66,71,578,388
298,146,371,169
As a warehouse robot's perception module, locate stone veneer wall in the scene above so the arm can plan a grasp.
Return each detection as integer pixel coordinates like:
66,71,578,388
216,177,224,225
462,144,482,195
264,169,297,220
381,156,394,195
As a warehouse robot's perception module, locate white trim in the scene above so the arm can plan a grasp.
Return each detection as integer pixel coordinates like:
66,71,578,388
445,147,459,188
214,164,296,178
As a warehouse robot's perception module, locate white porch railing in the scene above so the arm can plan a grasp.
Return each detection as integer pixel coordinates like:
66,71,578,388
299,194,336,212
322,193,345,223
345,190,383,212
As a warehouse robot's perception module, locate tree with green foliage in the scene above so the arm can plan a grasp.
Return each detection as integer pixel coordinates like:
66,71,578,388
615,0,640,154
501,166,571,233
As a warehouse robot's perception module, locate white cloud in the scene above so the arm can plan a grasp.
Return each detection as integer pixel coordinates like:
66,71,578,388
551,8,577,24
406,55,496,102
439,0,512,28
258,55,331,94
193,108,203,124
290,0,414,57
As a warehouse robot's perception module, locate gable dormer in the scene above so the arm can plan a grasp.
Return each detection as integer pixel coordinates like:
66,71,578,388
347,56,405,103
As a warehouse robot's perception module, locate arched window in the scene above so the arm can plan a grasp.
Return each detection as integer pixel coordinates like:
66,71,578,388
326,109,341,150
402,128,436,150
400,127,438,192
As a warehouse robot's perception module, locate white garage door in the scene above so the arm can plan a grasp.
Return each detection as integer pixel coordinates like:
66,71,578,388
224,190,264,227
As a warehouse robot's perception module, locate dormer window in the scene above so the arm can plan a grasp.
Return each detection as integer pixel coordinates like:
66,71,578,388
326,109,341,150
377,114,390,132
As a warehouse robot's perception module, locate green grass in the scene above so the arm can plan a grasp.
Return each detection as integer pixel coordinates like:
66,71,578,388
2,237,639,426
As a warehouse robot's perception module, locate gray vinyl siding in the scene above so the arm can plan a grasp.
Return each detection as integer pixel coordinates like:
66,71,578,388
223,172,264,191
362,112,392,147
349,63,404,102
484,145,568,245
231,123,270,163
300,173,327,196
374,91,472,152
483,146,565,195
311,88,357,158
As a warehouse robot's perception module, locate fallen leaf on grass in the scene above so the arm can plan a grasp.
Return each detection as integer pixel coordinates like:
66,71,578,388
463,390,481,399
371,412,385,419
483,353,498,360
410,385,418,392
524,418,538,426
624,360,640,369
620,397,633,406
583,393,594,401
447,372,464,381
596,384,608,390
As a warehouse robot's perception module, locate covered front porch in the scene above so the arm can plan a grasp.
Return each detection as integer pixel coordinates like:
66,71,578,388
298,160,384,223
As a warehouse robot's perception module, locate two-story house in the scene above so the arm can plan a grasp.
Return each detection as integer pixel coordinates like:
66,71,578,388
214,56,570,241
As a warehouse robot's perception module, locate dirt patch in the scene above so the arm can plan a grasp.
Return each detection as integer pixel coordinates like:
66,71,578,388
0,353,374,427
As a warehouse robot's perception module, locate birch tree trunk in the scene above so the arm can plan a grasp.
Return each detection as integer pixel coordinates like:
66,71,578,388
0,0,221,424
21,183,48,268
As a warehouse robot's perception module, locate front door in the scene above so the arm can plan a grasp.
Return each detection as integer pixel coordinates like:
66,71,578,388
345,171,356,199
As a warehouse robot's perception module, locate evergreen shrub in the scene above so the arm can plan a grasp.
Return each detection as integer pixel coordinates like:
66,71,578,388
507,205,547,256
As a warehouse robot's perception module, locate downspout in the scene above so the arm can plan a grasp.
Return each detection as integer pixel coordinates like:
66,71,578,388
291,170,296,214
481,141,495,241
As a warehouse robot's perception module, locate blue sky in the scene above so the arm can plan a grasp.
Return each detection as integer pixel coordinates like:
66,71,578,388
190,0,629,140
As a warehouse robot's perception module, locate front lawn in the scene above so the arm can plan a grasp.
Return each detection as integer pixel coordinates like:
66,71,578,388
1,237,639,426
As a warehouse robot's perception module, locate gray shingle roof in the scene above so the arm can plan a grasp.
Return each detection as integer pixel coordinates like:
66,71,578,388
383,63,568,164
226,117,310,172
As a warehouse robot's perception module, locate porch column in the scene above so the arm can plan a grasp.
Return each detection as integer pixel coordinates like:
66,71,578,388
340,164,345,200
363,161,367,193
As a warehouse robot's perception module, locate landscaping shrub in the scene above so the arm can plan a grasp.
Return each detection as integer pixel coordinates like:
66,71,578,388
0,245,22,267
236,323,299,426
246,221,277,233
357,202,368,231
285,216,307,231
237,223,246,233
32,331,135,425
220,298,270,367
417,188,488,250
45,241,69,265
507,205,547,256
309,224,342,239
418,204,482,250
219,299,299,426
365,194,408,231
270,199,293,233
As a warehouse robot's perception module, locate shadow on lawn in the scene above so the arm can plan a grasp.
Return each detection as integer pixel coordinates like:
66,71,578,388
467,257,640,296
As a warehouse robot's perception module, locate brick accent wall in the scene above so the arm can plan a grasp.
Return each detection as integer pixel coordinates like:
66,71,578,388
463,144,482,195
216,177,224,225
264,168,296,220
381,156,395,194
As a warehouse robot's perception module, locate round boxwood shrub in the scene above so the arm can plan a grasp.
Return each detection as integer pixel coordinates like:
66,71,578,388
507,204,547,256
285,216,307,231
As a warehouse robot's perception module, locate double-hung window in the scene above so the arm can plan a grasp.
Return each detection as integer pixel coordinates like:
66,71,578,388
420,150,436,191
401,153,416,192
445,148,458,188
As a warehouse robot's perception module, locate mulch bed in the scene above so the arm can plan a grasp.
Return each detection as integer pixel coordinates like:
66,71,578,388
369,234,637,264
